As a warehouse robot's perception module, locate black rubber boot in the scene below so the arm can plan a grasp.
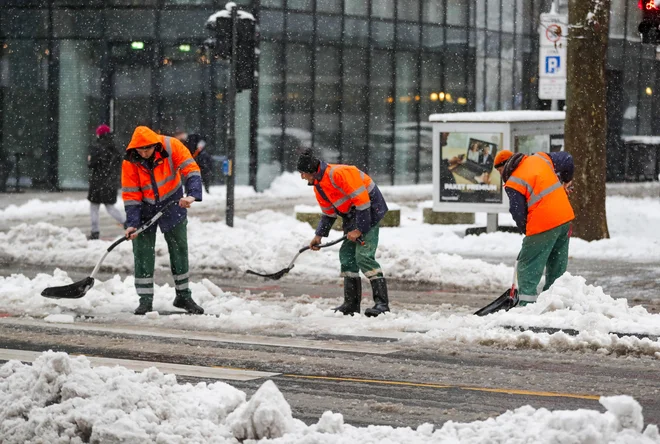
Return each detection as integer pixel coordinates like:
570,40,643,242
134,299,153,315
364,277,390,317
88,232,99,240
333,277,362,316
173,295,205,314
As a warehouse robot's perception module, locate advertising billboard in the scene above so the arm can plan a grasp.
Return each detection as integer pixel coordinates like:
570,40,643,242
438,131,503,204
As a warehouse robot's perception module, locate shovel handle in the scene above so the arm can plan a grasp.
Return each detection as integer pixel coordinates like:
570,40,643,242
299,235,357,253
106,200,179,253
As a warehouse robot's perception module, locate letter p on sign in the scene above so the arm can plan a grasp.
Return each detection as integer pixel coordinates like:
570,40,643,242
545,56,560,74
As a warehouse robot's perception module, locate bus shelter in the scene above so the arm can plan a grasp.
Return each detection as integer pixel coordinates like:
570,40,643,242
430,110,565,233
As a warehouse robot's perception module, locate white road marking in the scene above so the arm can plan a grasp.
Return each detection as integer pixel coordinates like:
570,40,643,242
0,318,400,354
0,348,279,381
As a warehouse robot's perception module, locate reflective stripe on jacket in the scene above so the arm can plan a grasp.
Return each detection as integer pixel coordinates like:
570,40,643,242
313,162,388,236
122,126,202,233
505,152,574,236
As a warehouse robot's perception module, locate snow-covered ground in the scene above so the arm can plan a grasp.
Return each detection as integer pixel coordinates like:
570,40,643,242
1,352,658,444
2,174,660,442
0,173,659,357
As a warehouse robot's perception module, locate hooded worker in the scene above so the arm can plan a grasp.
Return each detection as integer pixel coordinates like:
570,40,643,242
297,149,390,317
494,149,575,306
122,126,204,315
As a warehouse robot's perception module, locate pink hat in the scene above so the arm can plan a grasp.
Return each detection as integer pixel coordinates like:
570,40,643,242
96,124,111,137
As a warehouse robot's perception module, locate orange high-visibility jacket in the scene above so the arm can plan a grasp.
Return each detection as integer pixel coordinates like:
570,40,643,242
312,162,388,236
122,126,202,232
505,152,574,236
122,126,200,206
315,164,374,216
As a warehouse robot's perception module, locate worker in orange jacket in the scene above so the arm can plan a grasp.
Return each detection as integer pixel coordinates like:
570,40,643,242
297,149,390,317
122,126,204,315
494,149,575,306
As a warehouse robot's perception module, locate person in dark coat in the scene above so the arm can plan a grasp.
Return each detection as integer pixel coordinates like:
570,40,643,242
185,134,214,194
87,124,125,240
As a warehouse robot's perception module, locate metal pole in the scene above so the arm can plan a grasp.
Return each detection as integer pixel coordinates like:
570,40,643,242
226,5,238,227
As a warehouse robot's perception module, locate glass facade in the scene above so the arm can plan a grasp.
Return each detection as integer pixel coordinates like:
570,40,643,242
0,0,649,191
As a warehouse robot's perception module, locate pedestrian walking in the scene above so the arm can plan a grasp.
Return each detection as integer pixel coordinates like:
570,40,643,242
87,124,125,240
494,149,575,306
122,126,204,315
185,134,214,194
297,149,390,317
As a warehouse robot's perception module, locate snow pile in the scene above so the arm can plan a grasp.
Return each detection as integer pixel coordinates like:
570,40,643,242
0,351,246,443
3,270,660,356
226,380,295,440
0,352,658,444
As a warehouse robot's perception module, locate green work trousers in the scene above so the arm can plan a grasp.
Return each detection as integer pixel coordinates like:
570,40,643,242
132,219,191,304
339,224,383,280
517,222,571,304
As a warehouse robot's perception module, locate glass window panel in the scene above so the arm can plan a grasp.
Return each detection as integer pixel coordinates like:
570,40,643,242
1,9,49,38
476,0,486,29
106,10,156,39
501,0,515,33
160,10,214,39
372,0,394,19
397,23,420,50
394,51,419,184
372,21,394,49
421,52,445,118
160,62,203,137
345,18,369,46
447,0,469,26
164,0,211,4
286,13,314,44
110,0,156,5
1,40,51,190
317,15,342,43
423,0,444,24
485,30,499,54
314,47,341,163
3,0,48,5
57,40,104,189
345,0,368,16
342,48,368,167
500,34,514,110
610,0,626,39
284,44,313,171
262,0,283,7
258,41,285,188
486,0,500,31
422,25,444,50
288,0,312,11
444,45,469,112
368,49,394,182
55,0,104,5
627,1,642,41
397,0,419,21
260,10,285,36
54,10,103,38
317,0,342,14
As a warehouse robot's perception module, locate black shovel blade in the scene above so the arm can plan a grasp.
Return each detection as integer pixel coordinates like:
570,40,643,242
474,288,519,316
41,277,95,299
245,266,293,281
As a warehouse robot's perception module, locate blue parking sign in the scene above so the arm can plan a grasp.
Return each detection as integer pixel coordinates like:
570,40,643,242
545,56,561,74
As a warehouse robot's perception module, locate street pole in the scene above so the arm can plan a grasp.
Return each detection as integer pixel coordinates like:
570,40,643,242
226,4,238,227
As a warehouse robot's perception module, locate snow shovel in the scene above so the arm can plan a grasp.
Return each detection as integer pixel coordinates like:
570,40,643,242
41,200,178,299
245,235,363,280
474,260,519,316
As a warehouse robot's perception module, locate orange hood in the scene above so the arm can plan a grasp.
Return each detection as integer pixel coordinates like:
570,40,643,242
126,126,162,151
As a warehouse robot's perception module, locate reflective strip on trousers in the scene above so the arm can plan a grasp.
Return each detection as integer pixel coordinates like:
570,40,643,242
518,294,537,303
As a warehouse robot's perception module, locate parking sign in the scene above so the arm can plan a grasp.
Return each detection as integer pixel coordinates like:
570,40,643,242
539,11,567,100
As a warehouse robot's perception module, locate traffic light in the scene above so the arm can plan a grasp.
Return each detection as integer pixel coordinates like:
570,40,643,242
205,4,257,91
639,0,660,44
